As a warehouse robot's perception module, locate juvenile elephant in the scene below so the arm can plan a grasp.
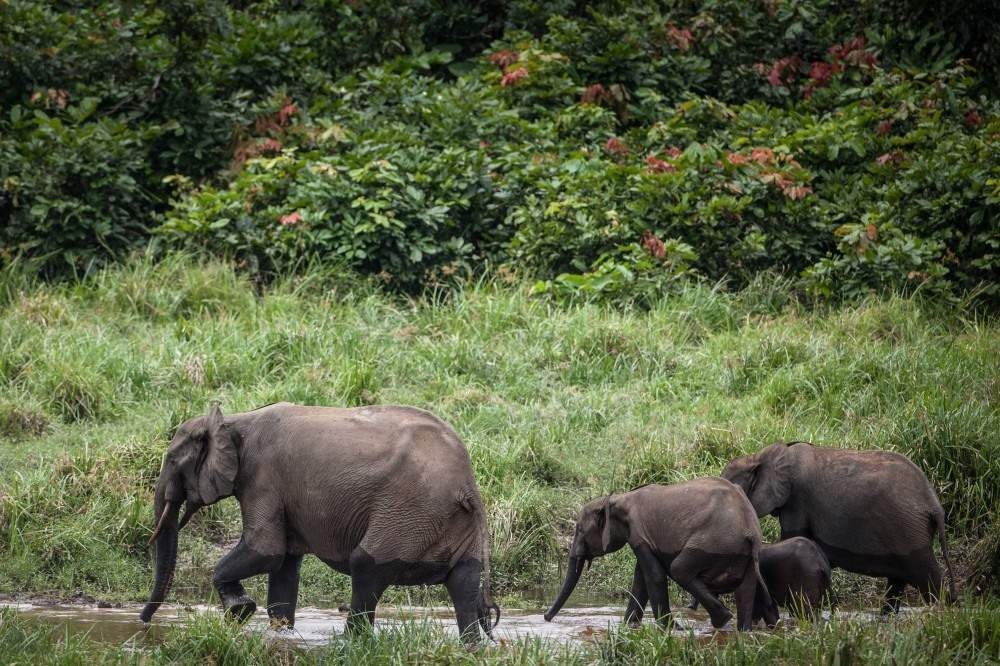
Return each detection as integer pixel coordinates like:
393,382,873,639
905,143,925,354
722,442,956,613
689,536,831,622
755,537,831,621
543,478,777,631
140,402,499,642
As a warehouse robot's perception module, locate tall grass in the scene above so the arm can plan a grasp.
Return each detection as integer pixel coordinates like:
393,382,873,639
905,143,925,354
0,254,997,607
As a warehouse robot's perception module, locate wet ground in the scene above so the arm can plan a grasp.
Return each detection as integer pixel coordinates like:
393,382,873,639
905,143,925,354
0,601,718,647
0,600,924,648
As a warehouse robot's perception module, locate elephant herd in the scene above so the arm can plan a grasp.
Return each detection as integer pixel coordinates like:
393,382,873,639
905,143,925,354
140,402,955,643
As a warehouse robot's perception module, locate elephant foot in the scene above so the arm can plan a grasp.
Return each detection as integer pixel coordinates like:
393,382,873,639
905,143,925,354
627,619,642,629
222,595,257,623
879,604,900,617
268,616,294,631
709,608,733,629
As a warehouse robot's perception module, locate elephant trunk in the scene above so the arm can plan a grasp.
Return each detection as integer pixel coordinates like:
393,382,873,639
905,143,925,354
140,490,181,623
544,556,585,621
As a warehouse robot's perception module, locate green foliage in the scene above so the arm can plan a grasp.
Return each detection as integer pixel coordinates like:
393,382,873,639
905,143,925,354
162,118,510,288
863,0,1000,85
0,258,996,603
0,106,162,275
0,0,507,277
1,0,996,304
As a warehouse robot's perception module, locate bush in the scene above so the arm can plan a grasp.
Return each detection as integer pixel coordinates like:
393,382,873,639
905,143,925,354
0,104,161,275
1,0,997,304
0,0,511,277
161,121,510,289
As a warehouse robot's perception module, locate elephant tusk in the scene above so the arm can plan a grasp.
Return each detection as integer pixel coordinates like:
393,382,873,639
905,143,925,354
148,501,173,546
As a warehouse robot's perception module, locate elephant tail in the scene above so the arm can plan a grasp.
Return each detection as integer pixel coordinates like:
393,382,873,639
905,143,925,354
468,492,500,640
479,544,500,639
479,510,500,640
749,538,776,622
934,510,958,603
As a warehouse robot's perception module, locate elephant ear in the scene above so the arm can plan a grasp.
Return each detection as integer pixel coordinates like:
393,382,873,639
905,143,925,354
197,402,238,505
748,443,792,517
601,495,628,552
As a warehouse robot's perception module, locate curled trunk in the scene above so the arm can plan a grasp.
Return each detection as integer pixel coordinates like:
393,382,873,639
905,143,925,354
544,556,584,621
140,497,180,623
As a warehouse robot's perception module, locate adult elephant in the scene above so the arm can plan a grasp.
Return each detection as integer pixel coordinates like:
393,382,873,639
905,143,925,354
140,402,499,642
722,442,956,612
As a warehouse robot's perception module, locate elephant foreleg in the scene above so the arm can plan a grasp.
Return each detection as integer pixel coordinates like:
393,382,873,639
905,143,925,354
633,545,675,629
623,561,648,628
267,553,303,629
213,537,283,623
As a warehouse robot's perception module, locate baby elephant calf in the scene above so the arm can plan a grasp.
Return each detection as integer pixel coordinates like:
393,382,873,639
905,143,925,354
755,537,831,621
690,537,831,623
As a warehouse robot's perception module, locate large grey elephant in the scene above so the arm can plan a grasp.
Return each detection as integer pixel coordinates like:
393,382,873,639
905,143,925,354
543,478,777,631
139,402,499,642
722,442,956,612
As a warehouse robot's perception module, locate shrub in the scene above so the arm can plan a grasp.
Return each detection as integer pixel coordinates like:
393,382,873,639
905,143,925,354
160,122,511,289
2,0,997,305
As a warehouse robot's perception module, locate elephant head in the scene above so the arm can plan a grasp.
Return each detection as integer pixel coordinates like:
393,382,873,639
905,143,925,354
721,442,794,518
140,403,238,622
544,494,629,621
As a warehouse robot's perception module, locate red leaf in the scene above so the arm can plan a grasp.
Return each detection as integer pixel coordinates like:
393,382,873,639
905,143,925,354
500,67,529,87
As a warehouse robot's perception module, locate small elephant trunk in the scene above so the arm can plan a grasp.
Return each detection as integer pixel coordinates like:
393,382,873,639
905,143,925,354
544,556,585,621
140,492,180,623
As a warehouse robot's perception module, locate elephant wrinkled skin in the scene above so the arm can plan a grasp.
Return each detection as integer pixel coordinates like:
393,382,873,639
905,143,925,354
140,402,498,643
722,441,956,613
544,478,777,631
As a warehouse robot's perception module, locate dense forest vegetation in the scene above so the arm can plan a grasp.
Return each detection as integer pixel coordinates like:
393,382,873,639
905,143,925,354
2,0,997,302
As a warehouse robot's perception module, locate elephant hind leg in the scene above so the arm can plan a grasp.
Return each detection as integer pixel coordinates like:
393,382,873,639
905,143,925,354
732,566,758,631
267,553,303,629
669,550,731,630
445,558,484,644
908,549,944,605
346,548,389,635
881,578,906,615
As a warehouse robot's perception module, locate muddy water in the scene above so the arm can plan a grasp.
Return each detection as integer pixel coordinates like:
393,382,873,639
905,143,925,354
0,601,726,647
0,600,922,648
